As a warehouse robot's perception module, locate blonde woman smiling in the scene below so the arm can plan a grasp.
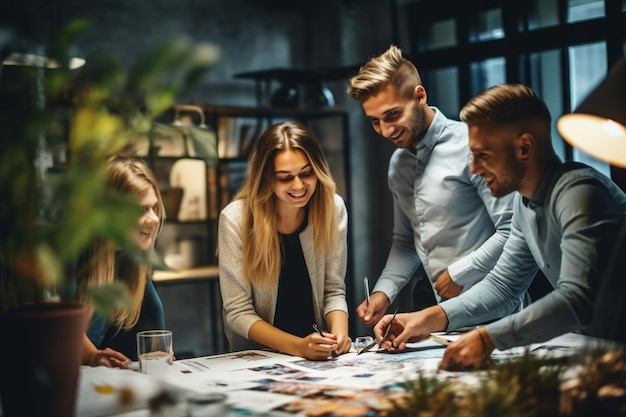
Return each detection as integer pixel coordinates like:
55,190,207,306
218,122,350,360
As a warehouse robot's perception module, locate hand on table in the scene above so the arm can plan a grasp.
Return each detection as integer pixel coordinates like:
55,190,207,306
85,347,131,368
356,291,390,327
333,332,352,355
439,328,495,370
373,306,449,351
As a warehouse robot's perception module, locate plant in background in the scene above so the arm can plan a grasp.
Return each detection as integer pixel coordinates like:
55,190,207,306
0,18,220,316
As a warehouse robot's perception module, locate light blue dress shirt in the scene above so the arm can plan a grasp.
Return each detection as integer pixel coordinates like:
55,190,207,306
373,108,516,303
443,158,626,349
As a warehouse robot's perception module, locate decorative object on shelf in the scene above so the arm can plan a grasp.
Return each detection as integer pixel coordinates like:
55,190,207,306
170,159,208,221
234,66,357,109
161,187,184,221
270,81,300,108
146,104,218,166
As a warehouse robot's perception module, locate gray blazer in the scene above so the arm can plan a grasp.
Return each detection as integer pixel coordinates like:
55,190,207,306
217,194,349,352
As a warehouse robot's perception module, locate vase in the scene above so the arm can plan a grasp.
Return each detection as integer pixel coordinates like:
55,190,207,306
0,301,89,417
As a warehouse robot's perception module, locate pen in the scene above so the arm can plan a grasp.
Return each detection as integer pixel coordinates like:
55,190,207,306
312,324,338,358
379,306,399,346
364,276,370,305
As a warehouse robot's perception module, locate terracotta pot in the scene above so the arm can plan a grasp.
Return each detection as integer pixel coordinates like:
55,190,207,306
0,302,89,417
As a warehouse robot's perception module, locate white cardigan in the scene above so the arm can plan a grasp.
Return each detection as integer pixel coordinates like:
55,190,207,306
217,194,349,352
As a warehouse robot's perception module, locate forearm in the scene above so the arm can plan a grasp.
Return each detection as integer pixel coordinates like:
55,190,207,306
83,334,100,365
450,183,514,288
83,334,130,368
325,310,349,336
248,320,303,357
487,290,582,350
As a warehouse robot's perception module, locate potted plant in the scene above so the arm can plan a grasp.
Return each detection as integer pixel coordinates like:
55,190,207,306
0,19,219,417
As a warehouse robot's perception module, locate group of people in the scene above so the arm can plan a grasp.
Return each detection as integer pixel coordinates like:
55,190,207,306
83,44,626,369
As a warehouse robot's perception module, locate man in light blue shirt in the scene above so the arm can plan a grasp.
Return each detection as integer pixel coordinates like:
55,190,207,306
375,84,626,368
348,45,520,327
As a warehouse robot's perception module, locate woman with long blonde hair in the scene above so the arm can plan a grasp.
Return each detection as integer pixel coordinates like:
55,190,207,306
76,155,167,367
219,122,350,360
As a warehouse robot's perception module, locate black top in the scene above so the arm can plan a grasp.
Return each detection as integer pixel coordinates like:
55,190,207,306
273,217,315,338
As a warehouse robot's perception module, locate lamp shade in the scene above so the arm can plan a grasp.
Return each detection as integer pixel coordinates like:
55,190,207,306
557,58,626,167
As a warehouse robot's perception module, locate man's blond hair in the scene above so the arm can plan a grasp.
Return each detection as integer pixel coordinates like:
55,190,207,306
347,45,421,102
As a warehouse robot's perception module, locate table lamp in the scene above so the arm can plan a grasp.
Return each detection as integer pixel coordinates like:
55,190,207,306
557,57,626,167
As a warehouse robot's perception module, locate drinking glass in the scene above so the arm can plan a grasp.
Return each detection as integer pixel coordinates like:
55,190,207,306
136,330,173,375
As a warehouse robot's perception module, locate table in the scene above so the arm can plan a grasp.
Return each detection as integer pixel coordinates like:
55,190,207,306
73,331,608,417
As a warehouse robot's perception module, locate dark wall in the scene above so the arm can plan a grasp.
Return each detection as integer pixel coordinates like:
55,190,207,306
1,0,400,348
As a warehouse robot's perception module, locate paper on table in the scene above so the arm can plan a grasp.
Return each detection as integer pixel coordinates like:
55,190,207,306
75,366,165,417
429,332,462,346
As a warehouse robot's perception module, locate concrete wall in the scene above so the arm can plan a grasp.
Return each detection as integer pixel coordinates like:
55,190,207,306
2,0,402,355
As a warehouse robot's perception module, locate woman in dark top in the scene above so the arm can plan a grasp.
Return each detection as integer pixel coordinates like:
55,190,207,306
75,156,167,367
219,122,351,360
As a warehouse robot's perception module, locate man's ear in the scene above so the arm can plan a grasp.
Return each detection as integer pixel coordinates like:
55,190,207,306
518,132,534,161
414,85,427,102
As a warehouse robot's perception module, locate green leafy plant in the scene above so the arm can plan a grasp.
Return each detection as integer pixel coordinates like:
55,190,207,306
0,19,219,315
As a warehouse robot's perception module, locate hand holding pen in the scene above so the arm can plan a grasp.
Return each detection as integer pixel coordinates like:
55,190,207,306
312,324,338,358
371,307,405,350
356,290,391,327
357,306,399,355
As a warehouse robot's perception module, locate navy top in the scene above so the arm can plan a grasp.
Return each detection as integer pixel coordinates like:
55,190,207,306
273,218,315,338
86,251,166,360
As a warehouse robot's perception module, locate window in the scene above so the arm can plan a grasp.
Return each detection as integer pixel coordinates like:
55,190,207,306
422,66,459,117
469,8,504,42
567,0,604,23
398,0,625,184
529,0,559,30
418,18,457,51
529,50,566,160
568,42,609,176
470,57,506,97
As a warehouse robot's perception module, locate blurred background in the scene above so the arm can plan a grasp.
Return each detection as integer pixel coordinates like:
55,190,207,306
1,0,624,358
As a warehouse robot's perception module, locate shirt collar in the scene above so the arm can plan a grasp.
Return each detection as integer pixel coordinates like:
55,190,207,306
523,156,563,209
415,106,444,154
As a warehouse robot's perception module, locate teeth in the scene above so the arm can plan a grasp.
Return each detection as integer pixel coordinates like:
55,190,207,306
291,191,305,198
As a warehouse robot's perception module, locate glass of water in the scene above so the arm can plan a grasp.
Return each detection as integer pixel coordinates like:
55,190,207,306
136,330,173,375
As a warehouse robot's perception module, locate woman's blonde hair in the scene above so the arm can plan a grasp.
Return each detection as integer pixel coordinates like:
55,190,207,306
234,122,338,287
76,155,164,330
347,44,421,102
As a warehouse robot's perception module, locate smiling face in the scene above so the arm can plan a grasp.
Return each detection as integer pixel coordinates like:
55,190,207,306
133,185,160,250
361,83,428,151
469,123,525,198
272,149,318,211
